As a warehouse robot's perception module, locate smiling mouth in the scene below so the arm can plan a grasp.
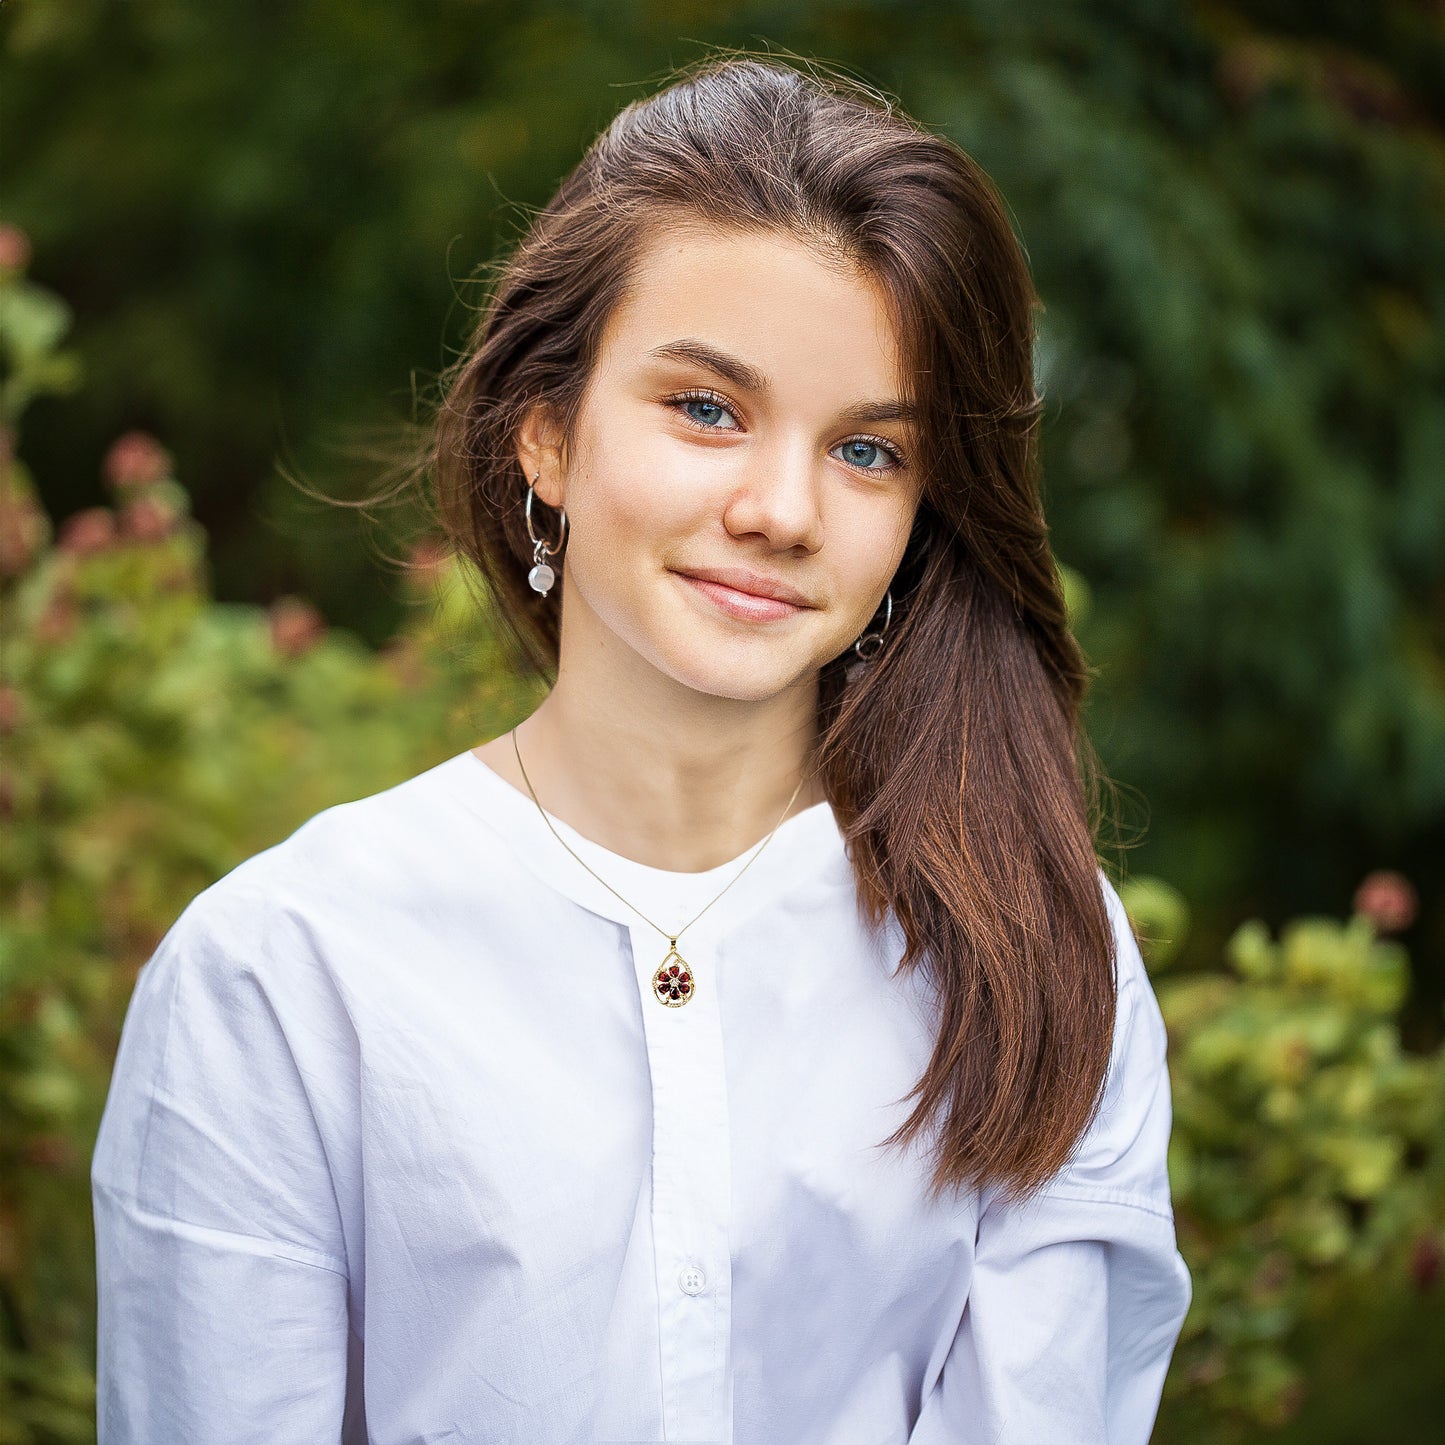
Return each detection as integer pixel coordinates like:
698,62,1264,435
674,571,811,623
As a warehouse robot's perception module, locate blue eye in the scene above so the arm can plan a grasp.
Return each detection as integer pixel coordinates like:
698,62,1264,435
833,436,907,472
840,440,886,470
668,391,739,430
685,398,729,427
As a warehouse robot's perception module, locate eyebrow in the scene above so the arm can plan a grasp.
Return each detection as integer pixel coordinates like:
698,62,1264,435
646,338,920,427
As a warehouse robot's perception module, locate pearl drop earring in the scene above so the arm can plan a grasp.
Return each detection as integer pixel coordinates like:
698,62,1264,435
524,472,568,597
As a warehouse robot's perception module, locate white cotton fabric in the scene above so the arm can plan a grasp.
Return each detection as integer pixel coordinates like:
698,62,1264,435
91,748,1192,1444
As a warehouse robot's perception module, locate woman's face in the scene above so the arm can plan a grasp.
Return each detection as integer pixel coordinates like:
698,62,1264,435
522,224,925,705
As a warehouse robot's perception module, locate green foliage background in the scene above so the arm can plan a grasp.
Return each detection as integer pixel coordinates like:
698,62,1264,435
2,0,1443,1439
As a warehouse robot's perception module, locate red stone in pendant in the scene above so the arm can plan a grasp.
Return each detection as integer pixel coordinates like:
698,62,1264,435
652,949,694,1007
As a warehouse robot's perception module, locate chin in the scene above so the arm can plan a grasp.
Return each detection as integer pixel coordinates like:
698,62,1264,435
653,642,818,704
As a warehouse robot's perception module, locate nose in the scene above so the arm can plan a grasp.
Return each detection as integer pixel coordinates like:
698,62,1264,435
720,437,824,554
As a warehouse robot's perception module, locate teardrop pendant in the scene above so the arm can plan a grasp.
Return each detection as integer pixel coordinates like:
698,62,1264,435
651,944,694,1007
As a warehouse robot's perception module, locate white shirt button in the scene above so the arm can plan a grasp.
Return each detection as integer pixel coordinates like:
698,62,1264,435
678,1264,707,1296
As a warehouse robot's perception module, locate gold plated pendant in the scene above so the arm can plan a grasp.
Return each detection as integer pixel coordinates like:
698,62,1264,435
651,943,694,1007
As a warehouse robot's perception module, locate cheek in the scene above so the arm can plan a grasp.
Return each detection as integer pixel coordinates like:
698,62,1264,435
562,453,689,595
836,504,915,595
567,424,716,561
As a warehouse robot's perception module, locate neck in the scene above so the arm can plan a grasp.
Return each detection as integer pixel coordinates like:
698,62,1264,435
480,656,825,876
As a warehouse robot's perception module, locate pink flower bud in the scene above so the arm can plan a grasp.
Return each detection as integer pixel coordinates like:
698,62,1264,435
0,487,46,577
120,494,179,542
405,535,452,587
1354,870,1418,935
58,507,118,556
0,224,31,274
103,431,173,490
268,596,326,657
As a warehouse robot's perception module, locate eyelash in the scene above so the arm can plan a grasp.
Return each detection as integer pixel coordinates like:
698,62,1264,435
662,388,909,472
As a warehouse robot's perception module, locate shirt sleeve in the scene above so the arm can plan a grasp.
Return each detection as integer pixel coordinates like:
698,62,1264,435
908,873,1193,1445
90,880,357,1444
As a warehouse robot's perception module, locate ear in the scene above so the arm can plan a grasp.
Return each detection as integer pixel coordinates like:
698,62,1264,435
514,402,568,511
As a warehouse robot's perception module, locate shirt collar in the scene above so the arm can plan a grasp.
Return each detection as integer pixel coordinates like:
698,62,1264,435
437,747,848,938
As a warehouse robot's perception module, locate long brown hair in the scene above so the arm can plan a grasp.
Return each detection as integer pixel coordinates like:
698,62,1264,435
394,50,1125,1209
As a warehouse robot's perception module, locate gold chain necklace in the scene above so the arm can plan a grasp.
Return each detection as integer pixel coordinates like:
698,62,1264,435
510,728,811,1008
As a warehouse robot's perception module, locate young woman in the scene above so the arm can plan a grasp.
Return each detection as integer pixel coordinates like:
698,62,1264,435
92,54,1192,1445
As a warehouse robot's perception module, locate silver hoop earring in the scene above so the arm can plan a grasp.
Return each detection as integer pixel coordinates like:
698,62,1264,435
852,588,893,660
524,473,568,597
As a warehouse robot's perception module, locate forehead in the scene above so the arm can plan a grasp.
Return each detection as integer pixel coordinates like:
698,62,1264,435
597,223,909,401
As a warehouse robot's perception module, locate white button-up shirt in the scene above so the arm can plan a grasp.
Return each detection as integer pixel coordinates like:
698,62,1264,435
92,748,1192,1443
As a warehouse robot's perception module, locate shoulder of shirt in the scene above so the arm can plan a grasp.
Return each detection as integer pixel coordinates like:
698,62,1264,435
170,753,492,946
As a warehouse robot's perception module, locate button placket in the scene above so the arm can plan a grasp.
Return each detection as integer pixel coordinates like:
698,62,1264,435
629,920,733,1444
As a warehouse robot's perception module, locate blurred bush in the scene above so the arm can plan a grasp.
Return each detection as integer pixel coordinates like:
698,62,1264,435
2,251,1442,1440
1117,877,1445,1440
0,246,541,1439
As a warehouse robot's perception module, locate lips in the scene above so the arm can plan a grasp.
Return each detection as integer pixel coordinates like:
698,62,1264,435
673,567,814,608
674,569,813,624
